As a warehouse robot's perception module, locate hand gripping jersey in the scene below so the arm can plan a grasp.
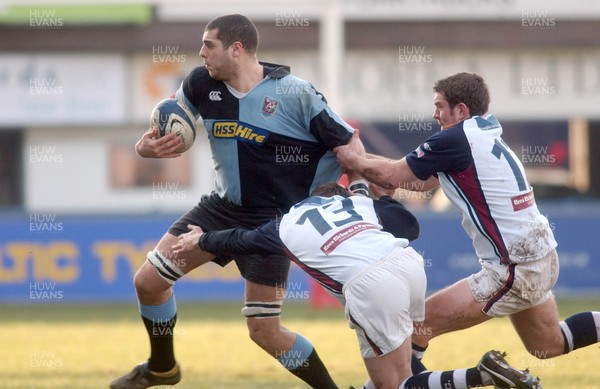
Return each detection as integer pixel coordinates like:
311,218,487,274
175,63,354,210
406,114,557,264
199,195,419,302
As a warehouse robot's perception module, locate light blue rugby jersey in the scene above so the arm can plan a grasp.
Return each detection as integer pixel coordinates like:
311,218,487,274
175,63,354,210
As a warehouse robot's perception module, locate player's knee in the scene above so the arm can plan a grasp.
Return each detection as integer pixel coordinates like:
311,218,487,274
133,264,146,288
246,320,268,345
246,317,282,346
243,301,283,346
133,265,159,298
133,253,175,298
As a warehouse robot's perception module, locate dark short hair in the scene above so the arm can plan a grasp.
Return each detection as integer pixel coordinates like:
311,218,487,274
205,14,259,53
433,72,490,117
310,183,352,198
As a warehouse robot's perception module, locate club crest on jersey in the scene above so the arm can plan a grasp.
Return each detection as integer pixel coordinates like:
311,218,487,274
261,95,279,117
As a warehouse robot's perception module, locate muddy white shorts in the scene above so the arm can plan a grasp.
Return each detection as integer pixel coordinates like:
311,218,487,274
467,249,559,317
343,246,426,359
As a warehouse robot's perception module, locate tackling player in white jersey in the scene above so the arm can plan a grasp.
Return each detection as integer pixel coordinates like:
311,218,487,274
335,72,600,379
172,182,541,389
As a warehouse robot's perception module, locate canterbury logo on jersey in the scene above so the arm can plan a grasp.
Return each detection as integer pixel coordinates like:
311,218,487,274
212,121,269,145
209,91,222,101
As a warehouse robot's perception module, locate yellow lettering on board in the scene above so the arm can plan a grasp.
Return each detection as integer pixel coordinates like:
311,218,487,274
93,240,241,282
0,243,31,283
0,242,78,283
92,241,156,283
41,242,79,282
0,241,243,284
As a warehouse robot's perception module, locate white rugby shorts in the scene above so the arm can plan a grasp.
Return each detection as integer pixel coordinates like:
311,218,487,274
467,249,559,317
343,246,426,359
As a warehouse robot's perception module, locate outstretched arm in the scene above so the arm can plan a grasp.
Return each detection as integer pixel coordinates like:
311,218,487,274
339,150,437,191
172,221,284,258
335,131,438,191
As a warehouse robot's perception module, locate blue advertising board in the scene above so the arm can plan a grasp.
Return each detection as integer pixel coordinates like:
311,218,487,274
1,205,599,303
0,213,306,303
410,205,600,296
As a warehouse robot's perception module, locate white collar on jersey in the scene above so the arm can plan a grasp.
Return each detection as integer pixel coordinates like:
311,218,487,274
224,82,249,99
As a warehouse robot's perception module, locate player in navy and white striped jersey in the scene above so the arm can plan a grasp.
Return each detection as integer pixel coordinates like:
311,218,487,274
172,182,541,389
111,14,353,389
336,72,600,381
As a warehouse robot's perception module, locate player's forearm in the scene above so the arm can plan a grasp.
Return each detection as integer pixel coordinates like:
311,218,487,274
200,230,259,256
339,147,419,190
364,156,438,191
366,153,395,162
353,157,404,190
419,176,440,191
400,176,439,192
199,225,283,257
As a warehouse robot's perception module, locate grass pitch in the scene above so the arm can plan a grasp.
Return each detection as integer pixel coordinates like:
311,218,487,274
2,299,599,388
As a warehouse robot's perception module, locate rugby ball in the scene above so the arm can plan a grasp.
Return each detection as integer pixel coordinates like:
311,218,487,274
150,98,197,153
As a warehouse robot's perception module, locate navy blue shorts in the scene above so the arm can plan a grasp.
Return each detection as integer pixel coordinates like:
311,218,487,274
169,192,290,287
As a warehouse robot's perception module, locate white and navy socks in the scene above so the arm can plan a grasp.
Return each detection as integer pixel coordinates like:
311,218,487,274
559,311,600,354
